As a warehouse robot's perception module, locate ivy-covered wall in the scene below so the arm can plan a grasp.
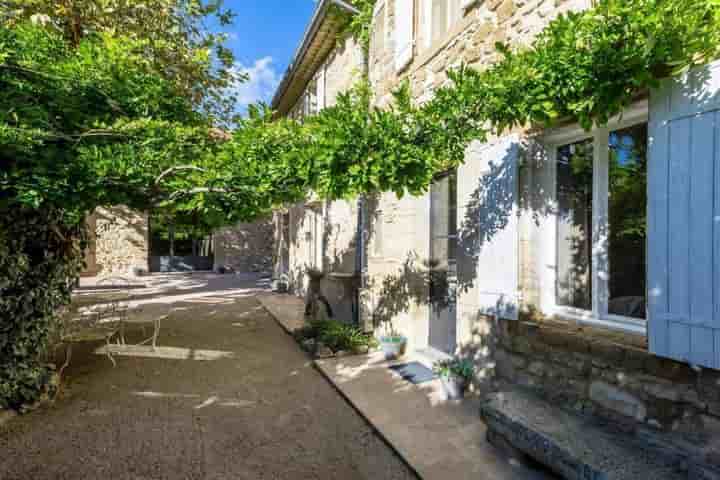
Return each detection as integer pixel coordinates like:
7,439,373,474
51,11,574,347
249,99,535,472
363,0,588,351
0,208,84,409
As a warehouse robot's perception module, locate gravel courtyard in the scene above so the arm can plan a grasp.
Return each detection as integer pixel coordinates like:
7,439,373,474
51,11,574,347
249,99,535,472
0,274,417,480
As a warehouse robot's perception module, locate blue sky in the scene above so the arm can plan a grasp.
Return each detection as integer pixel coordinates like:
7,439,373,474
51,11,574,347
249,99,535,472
214,1,318,111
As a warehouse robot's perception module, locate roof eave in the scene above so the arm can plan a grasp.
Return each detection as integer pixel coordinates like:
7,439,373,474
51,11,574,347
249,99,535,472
270,0,359,116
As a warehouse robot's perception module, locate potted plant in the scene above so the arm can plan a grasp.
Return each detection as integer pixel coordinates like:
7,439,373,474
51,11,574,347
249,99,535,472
433,358,475,400
378,330,407,360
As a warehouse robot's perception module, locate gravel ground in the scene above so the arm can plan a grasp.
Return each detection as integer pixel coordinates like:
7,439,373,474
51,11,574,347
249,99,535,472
0,275,417,480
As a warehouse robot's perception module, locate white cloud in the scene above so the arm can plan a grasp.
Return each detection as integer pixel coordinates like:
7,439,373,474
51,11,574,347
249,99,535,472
231,56,281,113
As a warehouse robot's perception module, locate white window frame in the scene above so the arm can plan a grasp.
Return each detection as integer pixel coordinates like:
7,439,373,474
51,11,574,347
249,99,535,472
372,0,386,59
423,0,459,49
539,100,648,335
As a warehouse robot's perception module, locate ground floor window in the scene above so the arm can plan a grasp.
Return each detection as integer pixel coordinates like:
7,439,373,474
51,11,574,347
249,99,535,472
549,115,648,328
556,138,594,310
607,124,647,319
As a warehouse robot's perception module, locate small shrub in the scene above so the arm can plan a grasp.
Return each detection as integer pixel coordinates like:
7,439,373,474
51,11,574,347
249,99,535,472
433,358,475,381
294,320,377,353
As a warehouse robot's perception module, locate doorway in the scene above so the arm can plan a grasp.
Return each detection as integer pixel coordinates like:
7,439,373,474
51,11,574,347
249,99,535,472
429,171,458,354
149,213,214,272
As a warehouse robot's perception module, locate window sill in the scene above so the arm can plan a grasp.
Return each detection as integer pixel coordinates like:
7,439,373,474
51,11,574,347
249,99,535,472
553,307,647,337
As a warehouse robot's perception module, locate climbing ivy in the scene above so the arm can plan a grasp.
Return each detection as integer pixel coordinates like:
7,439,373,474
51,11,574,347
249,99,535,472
294,0,720,200
345,0,377,53
0,207,85,409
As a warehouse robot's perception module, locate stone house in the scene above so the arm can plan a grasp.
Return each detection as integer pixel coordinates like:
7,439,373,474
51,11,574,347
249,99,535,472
270,0,365,322
82,209,273,277
276,0,720,474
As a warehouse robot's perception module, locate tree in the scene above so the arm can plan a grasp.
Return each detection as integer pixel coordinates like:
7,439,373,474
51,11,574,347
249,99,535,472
0,15,233,408
1,0,719,410
0,0,243,124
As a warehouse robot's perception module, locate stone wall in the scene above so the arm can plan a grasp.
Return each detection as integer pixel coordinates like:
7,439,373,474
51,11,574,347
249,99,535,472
93,206,149,276
493,313,720,470
213,218,274,273
274,28,364,324
288,34,364,118
363,0,591,350
369,0,590,106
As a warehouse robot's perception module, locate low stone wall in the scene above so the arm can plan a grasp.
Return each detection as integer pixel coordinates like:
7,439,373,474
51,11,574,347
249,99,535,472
493,314,720,468
94,206,149,276
213,219,274,273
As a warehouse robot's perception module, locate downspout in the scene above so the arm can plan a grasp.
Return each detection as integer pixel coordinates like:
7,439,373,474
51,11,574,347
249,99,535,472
354,35,371,329
355,196,366,327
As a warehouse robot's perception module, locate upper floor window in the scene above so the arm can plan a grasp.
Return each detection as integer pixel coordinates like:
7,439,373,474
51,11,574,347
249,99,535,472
304,79,318,117
425,0,462,48
372,3,385,60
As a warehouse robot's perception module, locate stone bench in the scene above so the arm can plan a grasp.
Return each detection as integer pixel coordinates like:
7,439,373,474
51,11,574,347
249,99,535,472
481,389,690,480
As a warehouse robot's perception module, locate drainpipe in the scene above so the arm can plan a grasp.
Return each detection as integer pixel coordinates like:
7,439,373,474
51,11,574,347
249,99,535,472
354,195,366,327
354,32,371,329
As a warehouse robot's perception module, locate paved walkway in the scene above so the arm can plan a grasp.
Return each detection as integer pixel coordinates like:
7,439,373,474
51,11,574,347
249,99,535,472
260,292,556,480
0,274,416,480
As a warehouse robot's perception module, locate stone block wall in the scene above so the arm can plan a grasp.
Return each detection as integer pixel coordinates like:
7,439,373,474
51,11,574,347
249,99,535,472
277,199,360,323
369,0,591,106
492,314,720,469
323,36,365,108
213,218,274,273
363,0,591,349
275,30,364,319
92,206,149,277
288,35,364,119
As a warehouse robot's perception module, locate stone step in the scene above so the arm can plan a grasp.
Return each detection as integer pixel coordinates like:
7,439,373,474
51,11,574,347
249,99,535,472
480,389,687,480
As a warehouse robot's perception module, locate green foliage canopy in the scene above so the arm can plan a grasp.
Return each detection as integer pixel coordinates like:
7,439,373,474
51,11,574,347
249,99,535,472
1,0,242,123
1,0,719,410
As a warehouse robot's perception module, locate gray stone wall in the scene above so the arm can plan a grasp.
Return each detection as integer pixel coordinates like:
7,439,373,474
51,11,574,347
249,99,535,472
213,218,274,273
363,0,591,350
274,31,364,324
493,314,720,469
93,206,149,276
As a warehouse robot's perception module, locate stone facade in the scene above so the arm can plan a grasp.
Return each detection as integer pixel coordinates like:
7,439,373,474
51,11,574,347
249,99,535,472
273,26,364,322
494,314,720,471
364,0,590,352
213,218,274,273
86,206,149,277
84,208,274,277
275,0,720,471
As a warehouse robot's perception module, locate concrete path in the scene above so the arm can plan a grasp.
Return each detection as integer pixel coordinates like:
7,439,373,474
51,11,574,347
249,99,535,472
316,352,556,480
0,274,416,480
259,291,556,480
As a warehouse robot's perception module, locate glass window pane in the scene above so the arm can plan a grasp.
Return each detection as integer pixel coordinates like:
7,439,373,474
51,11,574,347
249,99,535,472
432,0,448,43
556,139,593,310
373,6,385,59
431,174,450,239
608,124,647,319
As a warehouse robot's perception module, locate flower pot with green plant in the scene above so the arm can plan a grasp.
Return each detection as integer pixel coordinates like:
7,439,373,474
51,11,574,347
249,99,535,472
433,358,474,400
378,331,407,360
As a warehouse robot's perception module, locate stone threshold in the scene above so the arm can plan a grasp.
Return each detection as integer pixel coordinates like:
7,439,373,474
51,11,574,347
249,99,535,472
481,389,701,480
315,352,555,480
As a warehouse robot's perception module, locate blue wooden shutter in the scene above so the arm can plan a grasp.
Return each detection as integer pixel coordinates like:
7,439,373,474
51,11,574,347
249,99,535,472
648,61,720,369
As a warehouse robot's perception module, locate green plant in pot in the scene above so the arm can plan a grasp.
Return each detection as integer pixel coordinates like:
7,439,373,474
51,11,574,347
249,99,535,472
433,358,474,400
378,330,407,360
